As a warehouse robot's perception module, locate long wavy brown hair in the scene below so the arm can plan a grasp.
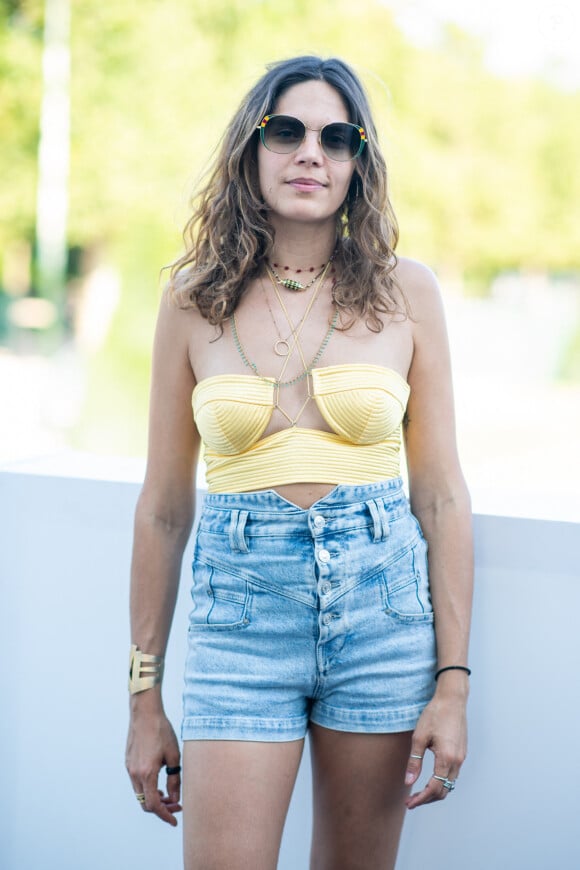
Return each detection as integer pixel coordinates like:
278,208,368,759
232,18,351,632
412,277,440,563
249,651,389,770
169,56,404,331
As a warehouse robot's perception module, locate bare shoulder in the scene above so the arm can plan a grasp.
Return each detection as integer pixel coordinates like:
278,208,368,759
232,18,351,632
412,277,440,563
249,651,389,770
392,256,443,324
157,282,200,330
156,284,209,362
392,257,451,382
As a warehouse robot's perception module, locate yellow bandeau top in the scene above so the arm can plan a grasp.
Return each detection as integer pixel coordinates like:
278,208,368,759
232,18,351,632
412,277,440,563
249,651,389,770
192,364,410,493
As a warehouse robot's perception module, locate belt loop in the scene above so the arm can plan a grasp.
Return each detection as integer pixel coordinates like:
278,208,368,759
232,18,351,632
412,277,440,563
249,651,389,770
366,498,390,542
228,509,249,553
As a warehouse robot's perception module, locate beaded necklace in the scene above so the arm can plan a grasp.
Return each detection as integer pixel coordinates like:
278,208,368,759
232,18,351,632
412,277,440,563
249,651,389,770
230,308,338,389
268,249,336,291
268,262,326,292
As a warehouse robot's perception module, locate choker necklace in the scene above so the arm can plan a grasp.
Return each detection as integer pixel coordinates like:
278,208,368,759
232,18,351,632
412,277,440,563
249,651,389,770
269,251,336,291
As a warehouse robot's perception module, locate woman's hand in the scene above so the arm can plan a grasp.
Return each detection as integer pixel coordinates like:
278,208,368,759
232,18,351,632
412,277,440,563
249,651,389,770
126,700,182,826
404,683,468,810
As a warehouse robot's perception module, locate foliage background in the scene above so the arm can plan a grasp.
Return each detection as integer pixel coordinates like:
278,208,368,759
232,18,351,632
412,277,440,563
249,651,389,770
1,0,579,458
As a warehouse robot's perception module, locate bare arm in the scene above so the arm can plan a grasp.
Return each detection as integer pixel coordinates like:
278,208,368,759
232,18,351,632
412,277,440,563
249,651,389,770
126,289,200,826
397,261,473,809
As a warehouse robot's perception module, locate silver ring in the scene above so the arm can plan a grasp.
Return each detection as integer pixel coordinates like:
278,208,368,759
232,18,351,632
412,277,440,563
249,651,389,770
410,754,423,760
433,775,456,791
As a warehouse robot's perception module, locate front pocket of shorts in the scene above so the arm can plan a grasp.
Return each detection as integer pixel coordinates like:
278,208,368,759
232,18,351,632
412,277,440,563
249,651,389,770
189,561,251,631
380,538,434,624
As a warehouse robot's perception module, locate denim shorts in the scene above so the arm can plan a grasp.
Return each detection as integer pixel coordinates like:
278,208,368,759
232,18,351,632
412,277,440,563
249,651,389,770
181,478,436,742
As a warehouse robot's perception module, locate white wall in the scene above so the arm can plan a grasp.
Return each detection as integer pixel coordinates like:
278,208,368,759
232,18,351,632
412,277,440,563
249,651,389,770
1,464,579,869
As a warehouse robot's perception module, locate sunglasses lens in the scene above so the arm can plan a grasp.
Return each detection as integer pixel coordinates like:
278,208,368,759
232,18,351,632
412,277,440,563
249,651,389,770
260,116,365,161
262,115,306,153
321,123,363,161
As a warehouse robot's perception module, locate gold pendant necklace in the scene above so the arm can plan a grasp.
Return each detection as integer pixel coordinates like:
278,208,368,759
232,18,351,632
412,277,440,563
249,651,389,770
265,263,329,381
261,281,292,357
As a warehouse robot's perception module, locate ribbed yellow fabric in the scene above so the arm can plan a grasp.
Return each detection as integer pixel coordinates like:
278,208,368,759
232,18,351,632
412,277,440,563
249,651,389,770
202,427,405,492
310,365,409,445
192,364,410,493
193,375,275,455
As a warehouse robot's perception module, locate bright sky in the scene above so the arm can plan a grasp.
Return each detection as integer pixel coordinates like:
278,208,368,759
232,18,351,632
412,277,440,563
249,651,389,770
386,0,580,89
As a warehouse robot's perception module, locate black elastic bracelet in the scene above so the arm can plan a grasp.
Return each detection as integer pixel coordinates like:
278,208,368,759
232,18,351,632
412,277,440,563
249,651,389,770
434,665,471,682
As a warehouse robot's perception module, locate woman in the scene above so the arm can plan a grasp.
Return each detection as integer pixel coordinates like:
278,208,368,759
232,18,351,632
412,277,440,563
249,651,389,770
126,55,473,870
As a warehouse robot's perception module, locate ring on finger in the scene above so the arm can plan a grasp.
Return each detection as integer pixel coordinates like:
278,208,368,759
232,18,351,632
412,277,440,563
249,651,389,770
432,775,456,791
135,793,146,804
410,754,423,760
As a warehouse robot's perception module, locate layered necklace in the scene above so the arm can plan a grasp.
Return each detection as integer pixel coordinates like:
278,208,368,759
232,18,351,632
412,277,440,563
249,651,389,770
268,250,336,292
230,262,338,426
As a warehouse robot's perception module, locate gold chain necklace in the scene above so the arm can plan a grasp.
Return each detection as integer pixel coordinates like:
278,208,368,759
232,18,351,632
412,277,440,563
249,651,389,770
264,263,329,382
261,268,331,358
261,279,293,357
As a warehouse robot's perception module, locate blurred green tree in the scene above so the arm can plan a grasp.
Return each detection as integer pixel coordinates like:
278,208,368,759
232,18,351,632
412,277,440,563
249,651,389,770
1,0,579,451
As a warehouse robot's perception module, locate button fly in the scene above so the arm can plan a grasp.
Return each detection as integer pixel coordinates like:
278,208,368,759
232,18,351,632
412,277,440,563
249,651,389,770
321,582,331,595
313,515,326,529
318,548,330,563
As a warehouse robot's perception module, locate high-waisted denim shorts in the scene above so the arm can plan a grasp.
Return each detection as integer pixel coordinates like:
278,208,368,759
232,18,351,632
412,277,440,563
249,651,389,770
181,478,436,742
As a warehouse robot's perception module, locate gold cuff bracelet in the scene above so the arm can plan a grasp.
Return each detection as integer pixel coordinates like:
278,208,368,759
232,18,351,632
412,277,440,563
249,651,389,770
129,644,164,694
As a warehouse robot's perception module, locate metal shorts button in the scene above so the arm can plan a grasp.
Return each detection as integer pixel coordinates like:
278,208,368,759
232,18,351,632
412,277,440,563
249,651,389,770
318,548,330,563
